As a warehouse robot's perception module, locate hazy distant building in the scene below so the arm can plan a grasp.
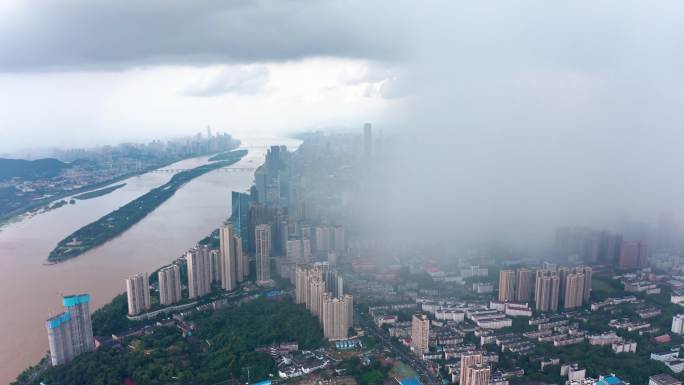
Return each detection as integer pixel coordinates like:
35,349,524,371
327,251,338,268
314,226,331,255
309,277,326,318
582,266,593,303
158,265,182,306
542,262,557,271
295,265,310,305
363,122,372,159
599,231,624,264
411,314,430,354
332,225,346,254
498,270,516,302
255,224,272,282
126,273,151,316
564,271,585,309
286,238,311,262
557,267,570,300
62,294,95,356
555,226,622,264
535,269,560,312
187,249,211,298
325,269,344,297
460,352,485,385
515,268,534,302
620,240,648,269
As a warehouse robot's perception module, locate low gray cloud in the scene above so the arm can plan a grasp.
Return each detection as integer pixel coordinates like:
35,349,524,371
357,0,684,253
0,0,405,72
181,66,270,97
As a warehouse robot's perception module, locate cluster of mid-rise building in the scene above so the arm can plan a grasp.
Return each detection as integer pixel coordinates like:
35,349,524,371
498,264,592,312
125,222,255,316
295,262,353,340
45,294,95,366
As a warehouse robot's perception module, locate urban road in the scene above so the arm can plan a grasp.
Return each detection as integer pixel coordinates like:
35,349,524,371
357,310,441,385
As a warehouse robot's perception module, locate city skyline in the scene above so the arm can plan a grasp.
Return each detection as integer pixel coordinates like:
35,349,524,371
7,1,684,384
22,129,684,385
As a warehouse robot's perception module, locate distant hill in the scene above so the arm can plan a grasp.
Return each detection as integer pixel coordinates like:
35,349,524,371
0,158,71,181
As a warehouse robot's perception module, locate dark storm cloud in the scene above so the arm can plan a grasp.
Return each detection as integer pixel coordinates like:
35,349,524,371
0,0,405,72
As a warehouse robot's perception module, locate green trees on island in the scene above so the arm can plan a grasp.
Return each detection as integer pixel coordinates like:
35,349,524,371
208,149,248,161
48,152,246,262
72,183,126,200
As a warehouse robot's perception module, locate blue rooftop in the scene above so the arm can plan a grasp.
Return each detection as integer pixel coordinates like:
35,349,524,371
400,378,421,385
63,293,90,307
251,381,271,385
598,376,623,385
46,312,71,329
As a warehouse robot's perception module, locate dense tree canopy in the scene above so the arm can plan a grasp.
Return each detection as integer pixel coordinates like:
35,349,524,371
32,298,324,385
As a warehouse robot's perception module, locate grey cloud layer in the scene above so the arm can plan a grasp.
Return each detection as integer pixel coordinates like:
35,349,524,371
6,0,684,252
0,0,404,72
359,1,684,252
181,66,270,97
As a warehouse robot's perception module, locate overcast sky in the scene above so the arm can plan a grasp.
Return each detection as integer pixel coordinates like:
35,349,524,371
0,0,409,153
3,0,684,246
356,1,684,249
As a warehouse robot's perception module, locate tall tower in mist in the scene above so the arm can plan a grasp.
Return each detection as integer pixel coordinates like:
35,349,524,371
619,240,648,269
363,123,372,159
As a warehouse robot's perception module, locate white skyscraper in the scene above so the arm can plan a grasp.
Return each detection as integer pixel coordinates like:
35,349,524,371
672,314,684,334
187,249,211,298
46,313,74,366
220,225,238,291
62,294,95,356
460,352,485,385
255,224,272,282
235,235,247,282
126,273,151,316
209,249,222,283
46,294,95,367
411,314,430,354
158,265,182,306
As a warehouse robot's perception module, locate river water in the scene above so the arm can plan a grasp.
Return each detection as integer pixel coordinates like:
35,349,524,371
0,137,300,384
